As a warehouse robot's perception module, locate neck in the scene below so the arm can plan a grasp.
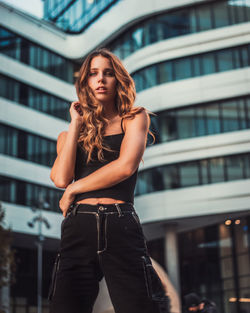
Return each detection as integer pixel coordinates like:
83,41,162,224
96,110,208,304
102,102,118,120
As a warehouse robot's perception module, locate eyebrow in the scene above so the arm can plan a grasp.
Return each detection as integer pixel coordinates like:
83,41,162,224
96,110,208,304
90,67,114,71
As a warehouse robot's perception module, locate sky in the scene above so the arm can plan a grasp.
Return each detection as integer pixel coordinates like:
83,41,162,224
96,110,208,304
1,0,44,18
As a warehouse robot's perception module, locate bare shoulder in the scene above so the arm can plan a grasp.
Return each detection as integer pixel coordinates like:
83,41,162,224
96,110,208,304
124,107,149,132
57,131,68,143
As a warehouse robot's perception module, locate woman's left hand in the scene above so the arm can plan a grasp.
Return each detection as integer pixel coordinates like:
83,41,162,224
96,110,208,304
59,185,75,217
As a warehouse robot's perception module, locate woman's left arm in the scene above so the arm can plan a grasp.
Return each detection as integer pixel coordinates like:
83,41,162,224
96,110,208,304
59,110,149,216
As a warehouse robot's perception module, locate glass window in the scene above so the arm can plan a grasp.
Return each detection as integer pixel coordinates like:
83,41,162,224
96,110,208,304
201,53,216,75
158,62,173,84
189,8,198,33
221,100,239,132
219,224,232,258
217,49,234,72
226,155,244,180
209,158,225,183
240,46,250,67
174,58,192,80
237,99,247,129
136,171,153,195
195,107,206,136
213,2,230,28
162,166,179,189
228,0,248,24
133,73,143,93
192,56,202,77
144,66,157,89
144,19,159,45
200,159,209,184
242,154,250,178
158,111,178,142
197,4,213,31
121,34,132,59
220,257,234,279
179,162,199,187
176,108,196,139
205,103,221,135
246,98,250,128
131,26,144,50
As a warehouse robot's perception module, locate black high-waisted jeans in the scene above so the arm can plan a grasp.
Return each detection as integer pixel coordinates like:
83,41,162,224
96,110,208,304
48,202,169,313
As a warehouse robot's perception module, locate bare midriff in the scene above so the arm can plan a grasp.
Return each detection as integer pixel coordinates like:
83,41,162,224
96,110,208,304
76,198,125,205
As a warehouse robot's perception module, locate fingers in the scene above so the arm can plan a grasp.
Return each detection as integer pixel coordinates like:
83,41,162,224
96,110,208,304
74,103,83,116
70,101,83,116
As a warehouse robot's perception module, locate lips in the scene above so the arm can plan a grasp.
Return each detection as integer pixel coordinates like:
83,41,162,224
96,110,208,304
96,86,107,91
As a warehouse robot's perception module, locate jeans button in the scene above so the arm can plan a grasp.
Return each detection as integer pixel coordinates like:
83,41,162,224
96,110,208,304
99,206,106,211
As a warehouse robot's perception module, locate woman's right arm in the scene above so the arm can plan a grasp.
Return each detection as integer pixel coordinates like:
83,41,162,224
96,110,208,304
50,102,83,188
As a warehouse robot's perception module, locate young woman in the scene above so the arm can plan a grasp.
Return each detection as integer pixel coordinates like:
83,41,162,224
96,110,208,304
48,49,169,313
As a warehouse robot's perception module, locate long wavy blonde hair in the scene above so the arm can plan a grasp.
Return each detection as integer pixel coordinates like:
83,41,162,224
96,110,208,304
75,48,153,163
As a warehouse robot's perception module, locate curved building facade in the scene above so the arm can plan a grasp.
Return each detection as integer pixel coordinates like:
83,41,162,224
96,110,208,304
0,1,250,313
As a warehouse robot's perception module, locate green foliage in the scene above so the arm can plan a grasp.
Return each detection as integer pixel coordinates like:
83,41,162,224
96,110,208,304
0,204,15,288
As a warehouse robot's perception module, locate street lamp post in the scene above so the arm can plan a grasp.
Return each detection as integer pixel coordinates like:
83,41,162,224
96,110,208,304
27,191,50,313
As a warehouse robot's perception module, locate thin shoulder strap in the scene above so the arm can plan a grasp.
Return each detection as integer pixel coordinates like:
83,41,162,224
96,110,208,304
121,118,125,134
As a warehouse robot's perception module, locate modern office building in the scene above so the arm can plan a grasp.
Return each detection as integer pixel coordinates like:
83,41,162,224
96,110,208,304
0,0,250,312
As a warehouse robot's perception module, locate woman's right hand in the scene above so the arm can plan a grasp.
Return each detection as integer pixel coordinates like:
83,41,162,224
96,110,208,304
69,101,84,126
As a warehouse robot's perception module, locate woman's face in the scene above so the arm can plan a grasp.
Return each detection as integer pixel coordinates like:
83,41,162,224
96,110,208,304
87,55,117,105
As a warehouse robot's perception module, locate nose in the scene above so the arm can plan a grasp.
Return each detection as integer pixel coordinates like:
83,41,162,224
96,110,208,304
97,72,105,82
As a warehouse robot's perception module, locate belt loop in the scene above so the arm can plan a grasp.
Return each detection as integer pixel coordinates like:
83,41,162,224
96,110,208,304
115,203,123,217
73,203,79,216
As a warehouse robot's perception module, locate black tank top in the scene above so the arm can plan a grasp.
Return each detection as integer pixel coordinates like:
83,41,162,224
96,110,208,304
74,121,138,204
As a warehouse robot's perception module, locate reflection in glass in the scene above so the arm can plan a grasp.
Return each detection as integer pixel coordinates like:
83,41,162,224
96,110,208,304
174,58,192,80
0,124,56,167
217,50,234,71
163,166,179,189
177,108,196,139
219,224,232,258
158,62,173,84
109,0,250,60
221,100,239,132
179,162,199,187
210,158,225,183
201,53,216,75
0,175,62,212
206,104,221,135
213,2,230,27
197,4,213,31
226,155,244,181
149,96,250,146
0,26,75,83
136,154,250,196
0,74,70,121
195,107,206,136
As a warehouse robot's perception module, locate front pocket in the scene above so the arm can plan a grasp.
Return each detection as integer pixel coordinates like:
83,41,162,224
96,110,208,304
48,253,61,301
142,255,171,312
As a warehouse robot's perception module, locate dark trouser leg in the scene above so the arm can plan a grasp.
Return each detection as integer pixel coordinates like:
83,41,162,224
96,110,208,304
100,211,170,313
48,211,103,313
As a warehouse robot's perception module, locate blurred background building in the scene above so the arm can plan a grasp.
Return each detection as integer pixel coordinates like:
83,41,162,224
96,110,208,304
0,0,250,312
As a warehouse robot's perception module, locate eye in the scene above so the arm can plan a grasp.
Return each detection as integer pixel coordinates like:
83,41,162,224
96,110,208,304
89,72,97,76
105,70,114,76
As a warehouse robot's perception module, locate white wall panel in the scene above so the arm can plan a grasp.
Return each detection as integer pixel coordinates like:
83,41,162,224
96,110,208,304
135,180,250,222
141,130,250,170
